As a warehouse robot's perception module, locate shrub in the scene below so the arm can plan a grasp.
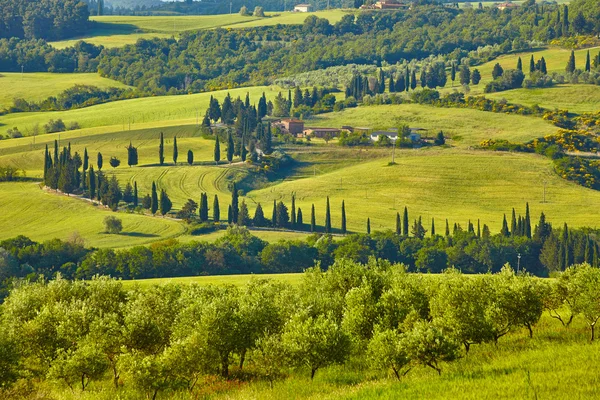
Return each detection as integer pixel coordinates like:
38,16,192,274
103,216,123,234
44,119,67,133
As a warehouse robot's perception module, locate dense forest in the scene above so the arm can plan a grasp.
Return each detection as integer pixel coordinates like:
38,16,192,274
0,0,89,40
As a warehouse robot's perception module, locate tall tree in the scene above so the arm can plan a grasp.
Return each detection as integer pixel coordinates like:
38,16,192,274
83,148,89,172
367,218,371,234
88,166,96,199
291,195,296,228
213,195,220,222
159,189,172,216
396,212,401,235
187,150,194,165
272,200,277,228
445,219,450,236
199,193,209,222
127,142,138,167
231,183,239,223
450,63,456,86
566,50,576,73
341,201,347,234
297,208,303,227
97,152,103,171
133,181,138,207
311,204,316,233
325,197,332,234
525,203,532,239
159,132,165,166
228,205,233,224
173,136,178,164
151,182,158,215
253,203,266,226
214,135,221,164
403,207,409,236
586,50,591,72
500,214,510,237
516,57,522,71
529,55,535,74
388,75,395,93
431,218,435,236
227,131,234,163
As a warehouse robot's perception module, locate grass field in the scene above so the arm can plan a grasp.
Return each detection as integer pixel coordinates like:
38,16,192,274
0,182,184,248
120,272,303,288
0,85,275,136
485,84,600,114
50,11,349,48
0,73,129,110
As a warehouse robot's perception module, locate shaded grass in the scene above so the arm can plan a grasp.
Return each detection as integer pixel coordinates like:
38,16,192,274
0,182,184,248
0,73,129,110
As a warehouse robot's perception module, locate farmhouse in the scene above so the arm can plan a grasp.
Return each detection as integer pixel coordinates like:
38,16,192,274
496,1,519,11
304,127,341,139
370,131,398,142
277,118,305,135
361,0,409,10
293,4,313,12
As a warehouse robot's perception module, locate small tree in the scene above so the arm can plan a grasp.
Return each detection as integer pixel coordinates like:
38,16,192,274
187,149,194,165
239,5,250,16
109,157,120,168
434,131,445,146
368,328,411,380
492,63,504,79
471,69,481,85
238,200,251,226
126,142,138,167
159,190,172,216
253,6,265,17
566,50,576,73
104,216,123,234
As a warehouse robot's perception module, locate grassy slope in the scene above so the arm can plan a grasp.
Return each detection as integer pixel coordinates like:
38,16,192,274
0,182,184,248
249,148,600,233
0,73,130,110
120,272,303,288
0,86,275,135
484,84,600,114
50,11,348,48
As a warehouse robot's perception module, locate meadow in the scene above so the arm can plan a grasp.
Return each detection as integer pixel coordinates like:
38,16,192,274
0,73,129,110
0,182,184,248
50,11,349,48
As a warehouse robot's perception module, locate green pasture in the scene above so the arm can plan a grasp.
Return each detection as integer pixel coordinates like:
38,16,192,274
0,182,184,248
311,103,557,147
248,148,600,233
485,84,600,114
120,272,303,289
0,85,275,136
50,11,348,48
0,73,129,110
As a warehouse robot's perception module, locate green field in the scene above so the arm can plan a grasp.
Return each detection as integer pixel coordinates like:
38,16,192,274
0,73,129,110
485,84,600,114
0,85,275,136
50,11,349,48
0,182,184,248
120,272,303,288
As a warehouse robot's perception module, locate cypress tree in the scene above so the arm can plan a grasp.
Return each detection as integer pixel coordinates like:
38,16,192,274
213,195,220,222
97,152,103,171
127,141,138,167
54,140,59,165
378,69,385,93
477,219,481,238
231,183,239,223
341,200,347,234
511,209,517,236
133,182,138,207
501,214,510,237
325,197,331,234
405,67,410,91
525,202,532,238
297,208,303,227
451,63,456,85
431,218,435,236
238,201,250,226
214,135,221,164
272,200,277,227
88,166,96,199
199,193,208,222
516,57,522,71
403,207,409,236
388,75,395,93
227,131,234,163
83,148,89,172
563,4,569,34
445,219,450,236
529,55,535,74
151,182,158,215
187,149,194,165
566,50,576,73
411,69,417,90
396,212,401,235
253,203,265,226
43,145,49,182
228,205,233,224
311,204,316,233
159,132,165,165
367,218,371,234
586,50,591,72
540,57,547,74
396,74,405,92
291,195,296,228
173,136,178,164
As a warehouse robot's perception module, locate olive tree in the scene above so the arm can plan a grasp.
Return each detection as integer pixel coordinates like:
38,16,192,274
282,311,350,380
568,264,600,340
367,328,411,380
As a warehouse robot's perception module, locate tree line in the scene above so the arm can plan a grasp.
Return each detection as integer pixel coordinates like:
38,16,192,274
1,260,600,397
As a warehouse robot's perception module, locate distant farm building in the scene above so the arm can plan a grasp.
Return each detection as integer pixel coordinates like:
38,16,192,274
304,127,341,139
370,131,398,142
277,118,305,136
496,1,519,11
361,0,409,10
294,4,313,12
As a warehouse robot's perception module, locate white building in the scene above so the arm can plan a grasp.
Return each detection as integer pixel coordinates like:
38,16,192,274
294,3,313,12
